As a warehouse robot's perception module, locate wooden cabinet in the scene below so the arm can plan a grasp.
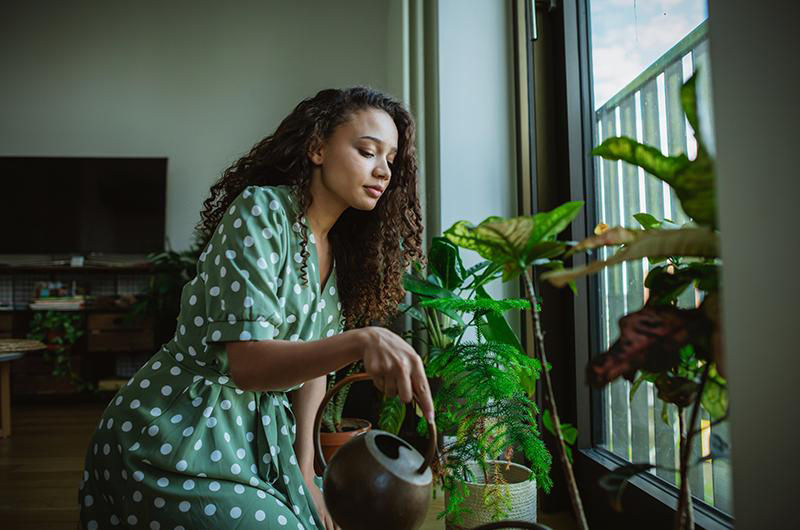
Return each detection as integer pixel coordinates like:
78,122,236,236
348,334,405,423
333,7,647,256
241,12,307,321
87,313,154,353
0,314,12,339
0,264,161,398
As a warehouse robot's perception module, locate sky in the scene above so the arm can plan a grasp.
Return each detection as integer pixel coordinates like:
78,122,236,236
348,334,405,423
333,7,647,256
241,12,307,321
590,0,709,110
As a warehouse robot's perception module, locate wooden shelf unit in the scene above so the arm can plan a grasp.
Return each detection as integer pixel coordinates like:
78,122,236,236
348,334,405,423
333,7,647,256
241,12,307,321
0,263,160,398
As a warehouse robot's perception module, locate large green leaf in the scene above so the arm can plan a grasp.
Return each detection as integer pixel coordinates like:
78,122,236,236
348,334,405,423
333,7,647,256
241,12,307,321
681,72,701,146
592,136,716,228
397,302,427,324
444,216,533,266
465,261,503,291
462,260,491,280
474,286,524,350
529,201,585,243
592,137,690,187
542,227,719,288
671,147,716,227
633,213,662,231
542,409,578,445
443,204,582,282
542,409,577,463
592,73,717,228
428,237,466,290
377,396,406,435
701,366,728,421
403,272,454,298
644,263,720,305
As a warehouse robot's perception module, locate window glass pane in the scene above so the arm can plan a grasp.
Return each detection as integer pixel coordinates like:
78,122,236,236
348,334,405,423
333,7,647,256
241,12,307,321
588,0,731,514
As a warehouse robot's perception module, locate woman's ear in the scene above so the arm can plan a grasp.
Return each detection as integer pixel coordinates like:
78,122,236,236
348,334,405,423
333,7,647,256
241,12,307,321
308,138,324,166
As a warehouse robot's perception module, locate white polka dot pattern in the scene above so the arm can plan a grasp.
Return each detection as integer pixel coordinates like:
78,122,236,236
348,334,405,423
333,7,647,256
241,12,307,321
79,185,335,529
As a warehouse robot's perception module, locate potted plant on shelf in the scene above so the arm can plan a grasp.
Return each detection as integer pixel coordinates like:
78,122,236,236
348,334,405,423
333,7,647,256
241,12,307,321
27,310,93,393
541,72,727,530
128,236,203,344
384,221,586,527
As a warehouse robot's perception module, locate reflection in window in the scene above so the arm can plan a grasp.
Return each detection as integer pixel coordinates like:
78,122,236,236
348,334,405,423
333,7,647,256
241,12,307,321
588,0,731,514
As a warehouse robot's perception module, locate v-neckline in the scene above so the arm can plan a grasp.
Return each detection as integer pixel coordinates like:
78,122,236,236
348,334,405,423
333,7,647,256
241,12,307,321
308,232,335,295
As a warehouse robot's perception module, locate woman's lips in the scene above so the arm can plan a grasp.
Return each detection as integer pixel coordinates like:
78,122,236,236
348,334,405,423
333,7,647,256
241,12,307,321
364,186,382,198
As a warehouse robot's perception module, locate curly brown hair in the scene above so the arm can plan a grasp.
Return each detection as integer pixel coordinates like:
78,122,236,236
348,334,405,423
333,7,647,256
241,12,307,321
196,87,425,330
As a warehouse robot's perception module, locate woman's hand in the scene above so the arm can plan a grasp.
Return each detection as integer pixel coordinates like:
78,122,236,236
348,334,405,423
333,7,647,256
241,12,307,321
306,476,339,530
358,326,435,425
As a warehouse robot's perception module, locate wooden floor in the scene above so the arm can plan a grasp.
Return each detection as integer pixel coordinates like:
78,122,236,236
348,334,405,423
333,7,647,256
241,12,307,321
0,399,105,530
0,398,577,530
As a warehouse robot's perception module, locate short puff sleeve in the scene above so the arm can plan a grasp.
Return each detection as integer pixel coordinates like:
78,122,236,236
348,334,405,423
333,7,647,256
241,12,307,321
201,186,288,344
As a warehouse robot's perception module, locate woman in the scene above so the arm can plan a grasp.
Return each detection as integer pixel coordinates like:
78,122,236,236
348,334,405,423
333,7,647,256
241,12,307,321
79,87,435,530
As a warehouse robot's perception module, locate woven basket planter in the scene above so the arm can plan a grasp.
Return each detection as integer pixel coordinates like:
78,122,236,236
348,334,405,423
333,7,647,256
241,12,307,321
445,460,537,530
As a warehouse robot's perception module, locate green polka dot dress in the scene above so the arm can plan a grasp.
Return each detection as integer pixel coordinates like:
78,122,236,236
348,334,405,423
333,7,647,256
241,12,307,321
79,184,343,529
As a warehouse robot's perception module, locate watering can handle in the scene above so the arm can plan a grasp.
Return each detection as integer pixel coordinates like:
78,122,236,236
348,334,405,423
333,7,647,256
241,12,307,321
312,372,438,475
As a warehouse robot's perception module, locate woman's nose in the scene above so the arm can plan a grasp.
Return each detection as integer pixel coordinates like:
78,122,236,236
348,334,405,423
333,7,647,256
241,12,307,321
374,160,391,180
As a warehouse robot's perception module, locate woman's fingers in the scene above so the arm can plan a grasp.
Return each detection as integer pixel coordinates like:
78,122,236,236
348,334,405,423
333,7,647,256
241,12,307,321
384,376,398,399
411,361,435,424
396,365,413,403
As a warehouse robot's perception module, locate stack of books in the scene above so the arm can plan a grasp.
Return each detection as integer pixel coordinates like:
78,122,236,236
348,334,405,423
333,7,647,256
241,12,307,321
29,295,91,311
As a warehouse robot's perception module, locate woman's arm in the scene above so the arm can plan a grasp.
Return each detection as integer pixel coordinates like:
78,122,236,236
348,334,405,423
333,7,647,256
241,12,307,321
226,329,363,392
291,374,327,479
226,325,435,425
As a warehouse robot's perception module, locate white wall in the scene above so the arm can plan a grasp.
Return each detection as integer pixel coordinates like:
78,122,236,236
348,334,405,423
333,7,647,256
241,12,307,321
435,0,520,330
708,0,800,526
1,0,402,251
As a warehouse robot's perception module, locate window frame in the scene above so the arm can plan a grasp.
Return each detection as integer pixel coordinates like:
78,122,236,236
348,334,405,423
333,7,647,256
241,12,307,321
524,1,735,527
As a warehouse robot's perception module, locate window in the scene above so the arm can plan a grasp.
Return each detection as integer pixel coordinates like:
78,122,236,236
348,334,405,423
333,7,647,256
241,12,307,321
587,0,732,515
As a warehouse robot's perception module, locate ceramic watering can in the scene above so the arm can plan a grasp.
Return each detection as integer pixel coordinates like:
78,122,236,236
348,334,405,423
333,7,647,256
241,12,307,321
313,372,438,530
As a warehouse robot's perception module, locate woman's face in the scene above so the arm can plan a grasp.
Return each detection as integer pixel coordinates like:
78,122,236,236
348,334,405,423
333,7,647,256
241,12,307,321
310,107,399,211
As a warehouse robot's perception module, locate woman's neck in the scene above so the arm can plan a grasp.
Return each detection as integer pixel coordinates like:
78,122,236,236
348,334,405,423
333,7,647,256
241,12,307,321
306,174,347,243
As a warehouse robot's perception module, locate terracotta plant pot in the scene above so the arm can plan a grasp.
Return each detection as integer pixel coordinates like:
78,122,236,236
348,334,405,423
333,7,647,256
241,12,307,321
316,418,371,475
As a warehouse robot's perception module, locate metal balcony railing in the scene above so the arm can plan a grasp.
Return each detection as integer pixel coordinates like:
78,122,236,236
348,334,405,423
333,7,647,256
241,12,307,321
591,19,731,514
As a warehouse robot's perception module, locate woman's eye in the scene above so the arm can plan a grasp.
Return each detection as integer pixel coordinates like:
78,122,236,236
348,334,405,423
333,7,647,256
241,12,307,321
359,150,374,158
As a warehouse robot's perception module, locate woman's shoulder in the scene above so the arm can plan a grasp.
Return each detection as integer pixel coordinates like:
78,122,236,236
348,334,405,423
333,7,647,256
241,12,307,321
239,184,299,219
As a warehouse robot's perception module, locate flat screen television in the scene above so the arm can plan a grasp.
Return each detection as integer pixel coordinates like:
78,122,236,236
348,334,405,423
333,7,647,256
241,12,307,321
1,156,167,254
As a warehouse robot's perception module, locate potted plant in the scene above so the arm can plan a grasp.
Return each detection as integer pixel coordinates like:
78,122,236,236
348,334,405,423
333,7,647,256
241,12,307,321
128,236,204,344
27,310,92,392
316,360,372,470
541,72,726,530
383,228,585,527
426,200,591,528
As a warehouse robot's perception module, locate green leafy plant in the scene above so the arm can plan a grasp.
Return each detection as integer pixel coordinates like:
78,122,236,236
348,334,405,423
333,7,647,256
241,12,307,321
541,71,726,530
27,310,94,392
128,237,203,340
437,203,590,529
320,361,364,433
388,237,552,523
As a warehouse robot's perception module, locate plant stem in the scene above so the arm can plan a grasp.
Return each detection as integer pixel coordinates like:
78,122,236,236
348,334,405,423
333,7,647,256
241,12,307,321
676,408,689,530
425,309,445,349
522,269,589,530
674,362,710,530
